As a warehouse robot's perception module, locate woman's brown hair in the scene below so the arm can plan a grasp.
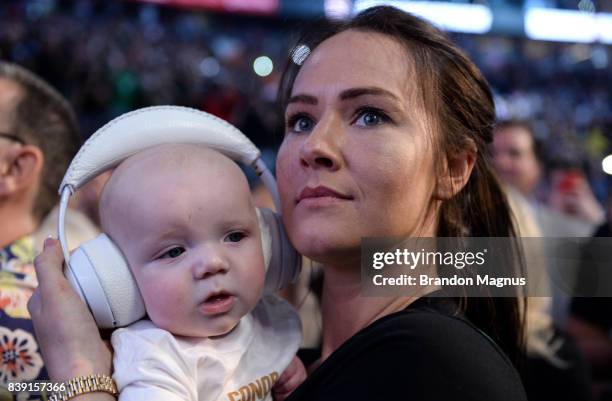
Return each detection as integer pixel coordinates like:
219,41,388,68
278,6,526,367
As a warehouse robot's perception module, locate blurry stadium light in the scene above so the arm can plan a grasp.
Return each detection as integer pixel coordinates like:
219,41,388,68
597,13,612,44
525,8,612,44
602,155,612,175
591,47,609,69
253,56,274,77
135,0,279,15
325,0,352,19
199,57,221,78
353,0,493,34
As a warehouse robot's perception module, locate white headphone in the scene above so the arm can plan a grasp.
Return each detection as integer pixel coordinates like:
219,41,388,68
58,106,300,329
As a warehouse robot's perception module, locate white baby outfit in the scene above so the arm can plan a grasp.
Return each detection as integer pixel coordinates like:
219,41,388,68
112,294,301,401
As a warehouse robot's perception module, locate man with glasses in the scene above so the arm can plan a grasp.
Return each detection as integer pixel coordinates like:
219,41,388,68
0,62,81,399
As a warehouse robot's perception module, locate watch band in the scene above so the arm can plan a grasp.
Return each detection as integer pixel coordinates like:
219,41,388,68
49,374,118,401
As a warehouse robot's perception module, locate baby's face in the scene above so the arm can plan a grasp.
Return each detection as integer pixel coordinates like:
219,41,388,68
102,148,265,337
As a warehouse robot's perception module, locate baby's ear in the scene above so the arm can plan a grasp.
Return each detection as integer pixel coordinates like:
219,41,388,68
433,141,477,200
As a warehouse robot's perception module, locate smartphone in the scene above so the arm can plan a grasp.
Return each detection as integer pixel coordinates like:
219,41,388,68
557,170,584,194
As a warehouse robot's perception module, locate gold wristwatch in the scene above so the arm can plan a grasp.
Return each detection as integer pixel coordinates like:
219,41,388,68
49,374,118,401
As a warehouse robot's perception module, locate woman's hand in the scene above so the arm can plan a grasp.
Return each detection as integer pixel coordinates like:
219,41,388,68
273,356,307,401
27,237,112,382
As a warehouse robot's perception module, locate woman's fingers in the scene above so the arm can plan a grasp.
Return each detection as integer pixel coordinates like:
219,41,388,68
32,237,68,298
273,357,307,401
30,237,85,328
28,237,112,382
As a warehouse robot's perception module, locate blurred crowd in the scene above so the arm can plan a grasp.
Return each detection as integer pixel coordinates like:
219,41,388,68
0,0,293,150
0,0,610,196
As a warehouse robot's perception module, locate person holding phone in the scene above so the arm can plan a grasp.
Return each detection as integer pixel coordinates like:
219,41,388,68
492,120,604,238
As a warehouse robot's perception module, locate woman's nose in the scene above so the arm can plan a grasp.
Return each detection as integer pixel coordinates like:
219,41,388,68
299,114,343,171
192,249,229,280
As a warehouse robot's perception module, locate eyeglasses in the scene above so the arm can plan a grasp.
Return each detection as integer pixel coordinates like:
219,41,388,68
0,133,25,145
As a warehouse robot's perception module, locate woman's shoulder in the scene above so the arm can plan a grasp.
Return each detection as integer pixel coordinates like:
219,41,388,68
357,299,504,353
348,300,516,368
289,298,527,401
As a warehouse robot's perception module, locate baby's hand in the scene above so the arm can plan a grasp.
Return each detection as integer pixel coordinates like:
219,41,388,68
272,356,307,401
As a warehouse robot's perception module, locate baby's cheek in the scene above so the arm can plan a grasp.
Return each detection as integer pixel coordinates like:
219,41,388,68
141,279,188,329
244,263,265,307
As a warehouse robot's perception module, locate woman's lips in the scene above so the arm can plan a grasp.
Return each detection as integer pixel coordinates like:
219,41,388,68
296,186,353,206
199,293,235,315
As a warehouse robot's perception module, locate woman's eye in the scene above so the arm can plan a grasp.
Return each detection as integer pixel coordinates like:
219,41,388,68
355,109,388,127
160,247,185,259
287,115,315,133
225,232,246,243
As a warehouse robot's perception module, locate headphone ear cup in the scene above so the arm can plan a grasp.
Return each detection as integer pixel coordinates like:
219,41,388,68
256,208,301,293
256,208,272,272
66,234,146,328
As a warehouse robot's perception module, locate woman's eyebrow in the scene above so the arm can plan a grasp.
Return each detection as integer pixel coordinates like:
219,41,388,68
287,87,400,106
339,87,400,102
287,94,317,105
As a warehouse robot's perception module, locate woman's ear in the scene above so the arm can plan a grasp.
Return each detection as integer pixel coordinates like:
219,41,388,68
433,141,477,200
0,145,44,196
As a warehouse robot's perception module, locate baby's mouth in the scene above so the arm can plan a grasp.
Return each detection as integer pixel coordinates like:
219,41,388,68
205,292,230,304
200,292,235,315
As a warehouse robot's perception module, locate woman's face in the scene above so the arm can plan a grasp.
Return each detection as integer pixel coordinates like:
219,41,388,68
277,30,439,266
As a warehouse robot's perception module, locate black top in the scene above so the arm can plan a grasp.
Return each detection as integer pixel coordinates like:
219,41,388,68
570,223,612,331
288,296,527,401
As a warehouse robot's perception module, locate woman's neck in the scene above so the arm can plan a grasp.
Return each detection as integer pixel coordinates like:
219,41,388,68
317,216,441,362
319,264,418,361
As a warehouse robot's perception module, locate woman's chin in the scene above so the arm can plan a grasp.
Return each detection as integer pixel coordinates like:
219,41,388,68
292,231,361,267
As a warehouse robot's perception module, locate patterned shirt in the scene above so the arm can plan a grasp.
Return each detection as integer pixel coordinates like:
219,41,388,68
0,236,46,401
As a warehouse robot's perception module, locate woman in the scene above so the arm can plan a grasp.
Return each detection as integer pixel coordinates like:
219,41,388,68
29,6,527,400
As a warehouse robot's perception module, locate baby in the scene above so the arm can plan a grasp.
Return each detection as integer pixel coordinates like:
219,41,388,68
98,143,304,401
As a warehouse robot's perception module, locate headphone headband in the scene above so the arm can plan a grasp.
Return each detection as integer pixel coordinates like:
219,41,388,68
58,105,280,265
60,106,261,192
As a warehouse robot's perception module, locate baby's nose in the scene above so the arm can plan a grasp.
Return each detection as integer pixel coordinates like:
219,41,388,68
192,251,229,279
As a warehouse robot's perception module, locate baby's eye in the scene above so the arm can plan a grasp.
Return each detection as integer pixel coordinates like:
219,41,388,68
225,232,246,243
160,247,185,259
